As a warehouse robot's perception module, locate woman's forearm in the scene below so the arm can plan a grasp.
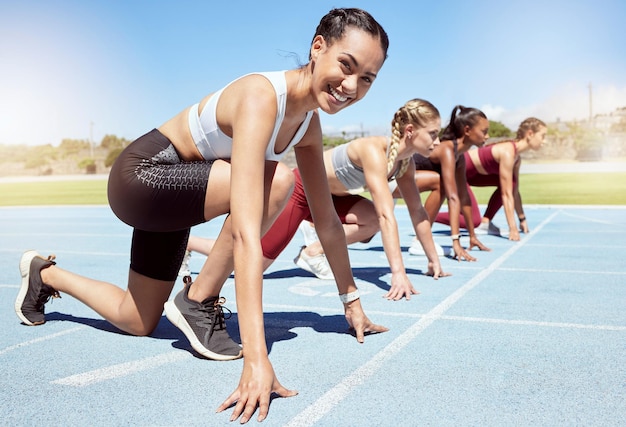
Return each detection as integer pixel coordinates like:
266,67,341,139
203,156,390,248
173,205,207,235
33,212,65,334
446,195,462,236
233,241,268,360
502,192,517,231
316,218,358,295
378,215,405,275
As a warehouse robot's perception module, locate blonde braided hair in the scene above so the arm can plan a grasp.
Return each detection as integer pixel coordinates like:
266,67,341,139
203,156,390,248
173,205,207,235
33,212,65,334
516,117,546,140
388,98,440,178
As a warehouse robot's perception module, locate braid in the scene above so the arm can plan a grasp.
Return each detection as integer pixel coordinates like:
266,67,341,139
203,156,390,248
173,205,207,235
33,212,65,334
388,98,439,178
516,117,546,139
396,158,411,178
387,117,403,174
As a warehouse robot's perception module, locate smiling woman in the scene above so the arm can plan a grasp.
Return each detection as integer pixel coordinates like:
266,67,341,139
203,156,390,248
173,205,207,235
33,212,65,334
11,7,391,425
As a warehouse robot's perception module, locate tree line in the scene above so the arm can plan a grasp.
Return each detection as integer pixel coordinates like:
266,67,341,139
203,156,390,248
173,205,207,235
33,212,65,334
1,117,625,176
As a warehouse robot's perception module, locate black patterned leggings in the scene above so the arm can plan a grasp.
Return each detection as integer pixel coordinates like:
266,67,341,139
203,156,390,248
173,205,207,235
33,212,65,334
108,129,214,281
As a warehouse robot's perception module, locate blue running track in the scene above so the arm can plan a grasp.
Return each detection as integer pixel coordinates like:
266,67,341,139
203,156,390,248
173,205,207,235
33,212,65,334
1,205,625,426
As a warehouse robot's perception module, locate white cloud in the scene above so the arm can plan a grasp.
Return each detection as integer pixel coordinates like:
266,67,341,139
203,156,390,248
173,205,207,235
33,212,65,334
481,104,508,122
481,83,626,130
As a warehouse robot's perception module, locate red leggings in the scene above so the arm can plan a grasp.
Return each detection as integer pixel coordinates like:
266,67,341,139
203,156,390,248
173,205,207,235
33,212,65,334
467,173,518,221
435,146,520,228
261,168,363,259
434,183,481,228
435,175,518,227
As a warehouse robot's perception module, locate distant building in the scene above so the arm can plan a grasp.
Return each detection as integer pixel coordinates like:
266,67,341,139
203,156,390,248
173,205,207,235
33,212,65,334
591,107,626,133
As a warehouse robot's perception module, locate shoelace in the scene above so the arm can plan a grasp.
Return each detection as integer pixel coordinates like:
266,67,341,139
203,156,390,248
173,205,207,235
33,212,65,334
196,296,232,334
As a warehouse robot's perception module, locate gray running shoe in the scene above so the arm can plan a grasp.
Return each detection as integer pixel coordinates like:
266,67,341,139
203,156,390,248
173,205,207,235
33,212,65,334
164,286,242,361
15,250,61,326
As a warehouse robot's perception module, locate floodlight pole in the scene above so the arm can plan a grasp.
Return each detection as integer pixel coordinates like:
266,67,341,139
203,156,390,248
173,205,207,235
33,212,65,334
589,82,593,123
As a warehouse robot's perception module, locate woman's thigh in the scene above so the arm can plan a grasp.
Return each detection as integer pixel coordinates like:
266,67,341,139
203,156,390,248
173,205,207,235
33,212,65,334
415,170,441,192
203,160,294,222
340,197,376,225
203,159,234,220
108,130,212,232
466,173,499,187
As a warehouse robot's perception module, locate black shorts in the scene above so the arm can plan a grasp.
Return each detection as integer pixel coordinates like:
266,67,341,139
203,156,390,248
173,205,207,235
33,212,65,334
413,153,442,174
107,129,214,281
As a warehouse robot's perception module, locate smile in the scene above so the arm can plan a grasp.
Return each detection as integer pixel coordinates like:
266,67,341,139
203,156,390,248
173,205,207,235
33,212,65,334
329,86,348,103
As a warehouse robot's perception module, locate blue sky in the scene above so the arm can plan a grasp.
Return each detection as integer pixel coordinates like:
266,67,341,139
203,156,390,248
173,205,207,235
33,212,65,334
1,0,625,146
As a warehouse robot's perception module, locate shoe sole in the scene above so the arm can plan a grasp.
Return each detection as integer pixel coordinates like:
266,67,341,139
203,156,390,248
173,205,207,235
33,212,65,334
15,250,43,326
408,244,444,257
408,246,426,256
294,255,334,280
475,225,500,236
163,301,242,361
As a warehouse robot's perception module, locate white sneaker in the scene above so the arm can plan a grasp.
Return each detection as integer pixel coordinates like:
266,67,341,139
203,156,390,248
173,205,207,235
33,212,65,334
294,246,334,280
474,222,488,235
298,221,319,247
408,239,444,257
475,221,501,236
178,250,192,278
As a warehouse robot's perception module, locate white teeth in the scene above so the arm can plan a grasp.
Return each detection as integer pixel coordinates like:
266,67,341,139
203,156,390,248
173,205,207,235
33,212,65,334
329,86,347,102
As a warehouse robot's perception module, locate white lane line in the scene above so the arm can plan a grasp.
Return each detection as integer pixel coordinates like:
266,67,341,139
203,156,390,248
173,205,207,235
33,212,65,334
523,243,626,249
498,267,626,275
0,326,86,356
51,351,192,387
284,211,559,427
561,210,626,226
440,315,626,331
265,304,625,330
265,303,344,314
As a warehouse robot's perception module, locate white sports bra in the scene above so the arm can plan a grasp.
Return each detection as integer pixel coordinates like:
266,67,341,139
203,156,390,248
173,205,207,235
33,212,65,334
187,71,314,161
332,138,403,194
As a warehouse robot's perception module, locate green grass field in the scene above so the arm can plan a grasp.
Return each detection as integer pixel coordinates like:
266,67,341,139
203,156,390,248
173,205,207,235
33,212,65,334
0,172,625,206
0,180,109,206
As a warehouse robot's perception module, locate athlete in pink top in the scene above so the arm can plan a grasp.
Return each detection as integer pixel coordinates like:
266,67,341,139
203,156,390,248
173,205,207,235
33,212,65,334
437,118,547,241
464,118,547,241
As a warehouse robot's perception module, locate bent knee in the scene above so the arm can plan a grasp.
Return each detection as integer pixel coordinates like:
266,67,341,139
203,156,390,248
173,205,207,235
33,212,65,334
363,221,380,236
125,320,159,337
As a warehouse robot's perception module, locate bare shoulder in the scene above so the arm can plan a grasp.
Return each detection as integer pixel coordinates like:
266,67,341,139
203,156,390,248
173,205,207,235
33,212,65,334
432,140,456,162
350,135,387,152
212,74,278,129
349,135,387,162
225,74,276,107
492,140,516,160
